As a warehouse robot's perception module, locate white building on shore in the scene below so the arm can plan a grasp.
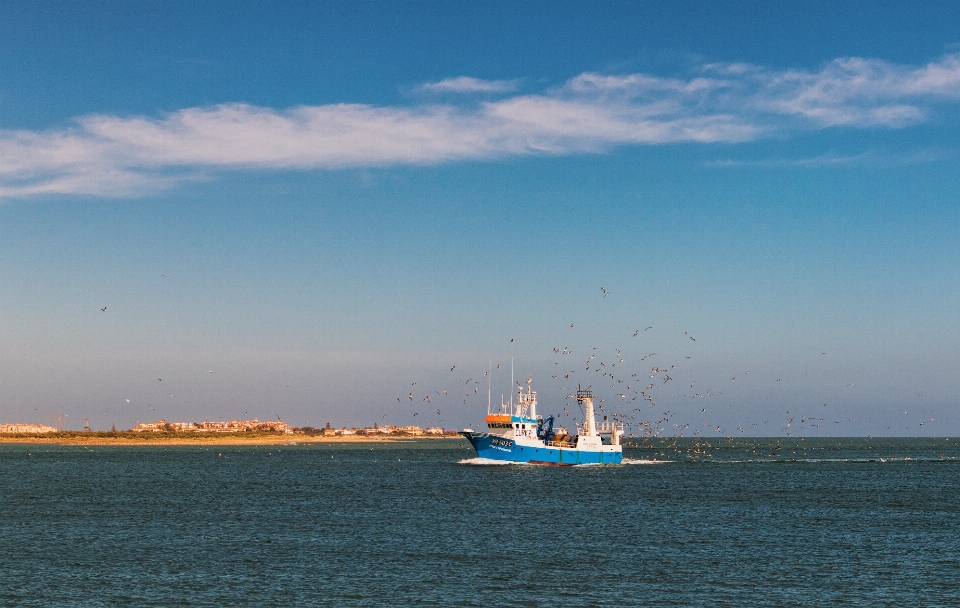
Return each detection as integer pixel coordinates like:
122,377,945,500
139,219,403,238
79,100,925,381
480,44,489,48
0,423,57,434
132,419,293,434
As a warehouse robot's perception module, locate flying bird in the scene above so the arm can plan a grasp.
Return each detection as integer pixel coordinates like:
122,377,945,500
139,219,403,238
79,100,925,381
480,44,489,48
600,287,608,297
101,307,107,312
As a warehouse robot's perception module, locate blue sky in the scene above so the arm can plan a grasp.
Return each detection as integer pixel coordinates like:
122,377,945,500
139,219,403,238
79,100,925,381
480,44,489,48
1,1,959,436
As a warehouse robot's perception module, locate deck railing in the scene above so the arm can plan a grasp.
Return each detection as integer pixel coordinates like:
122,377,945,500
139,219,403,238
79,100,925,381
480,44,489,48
595,421,625,434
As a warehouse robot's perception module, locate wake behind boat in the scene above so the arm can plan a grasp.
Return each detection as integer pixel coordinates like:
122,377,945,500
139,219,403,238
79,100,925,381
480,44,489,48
461,378,623,465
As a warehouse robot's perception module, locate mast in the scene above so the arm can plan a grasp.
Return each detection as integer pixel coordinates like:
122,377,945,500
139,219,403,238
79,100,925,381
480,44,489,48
487,360,491,415
526,376,536,419
577,387,597,436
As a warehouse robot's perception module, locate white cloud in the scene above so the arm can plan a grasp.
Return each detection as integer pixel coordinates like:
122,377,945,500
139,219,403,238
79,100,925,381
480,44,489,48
2,53,960,198
744,55,960,126
708,146,958,169
418,76,520,93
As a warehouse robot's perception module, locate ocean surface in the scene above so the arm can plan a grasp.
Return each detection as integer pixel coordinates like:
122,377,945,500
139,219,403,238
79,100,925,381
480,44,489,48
2,437,959,607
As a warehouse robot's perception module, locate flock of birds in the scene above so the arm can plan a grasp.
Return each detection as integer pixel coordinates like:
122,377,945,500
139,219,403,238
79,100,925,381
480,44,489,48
92,280,935,437
395,285,937,440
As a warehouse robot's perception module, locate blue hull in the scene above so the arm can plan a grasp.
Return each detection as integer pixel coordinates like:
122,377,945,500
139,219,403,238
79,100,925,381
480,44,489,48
461,432,622,465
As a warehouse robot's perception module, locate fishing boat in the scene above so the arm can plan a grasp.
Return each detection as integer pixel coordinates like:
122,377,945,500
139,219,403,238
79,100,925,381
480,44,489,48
461,378,624,465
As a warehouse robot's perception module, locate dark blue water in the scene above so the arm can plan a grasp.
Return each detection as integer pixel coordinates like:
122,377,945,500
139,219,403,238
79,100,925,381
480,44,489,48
2,438,959,606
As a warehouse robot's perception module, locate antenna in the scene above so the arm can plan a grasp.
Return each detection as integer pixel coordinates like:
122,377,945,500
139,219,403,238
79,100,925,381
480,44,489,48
510,358,514,413
487,360,491,415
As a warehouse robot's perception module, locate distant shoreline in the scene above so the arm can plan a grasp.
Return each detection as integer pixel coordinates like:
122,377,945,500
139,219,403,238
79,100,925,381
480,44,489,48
0,433,464,446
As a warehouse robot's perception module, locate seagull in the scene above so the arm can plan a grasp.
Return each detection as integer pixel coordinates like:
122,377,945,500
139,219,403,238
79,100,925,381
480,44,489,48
161,273,168,278
600,287,608,297
450,366,455,371
408,393,413,401
633,330,639,337
101,307,107,312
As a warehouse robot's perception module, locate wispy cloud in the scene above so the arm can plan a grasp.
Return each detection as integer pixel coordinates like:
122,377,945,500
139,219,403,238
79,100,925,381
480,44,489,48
3,53,960,197
417,76,521,94
708,147,958,169
707,151,881,169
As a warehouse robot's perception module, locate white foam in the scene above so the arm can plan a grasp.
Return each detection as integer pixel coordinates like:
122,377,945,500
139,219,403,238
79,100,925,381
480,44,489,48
621,458,669,465
457,457,525,466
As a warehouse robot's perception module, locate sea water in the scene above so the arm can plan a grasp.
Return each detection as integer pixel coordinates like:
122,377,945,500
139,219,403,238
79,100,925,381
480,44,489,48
1,438,959,606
